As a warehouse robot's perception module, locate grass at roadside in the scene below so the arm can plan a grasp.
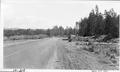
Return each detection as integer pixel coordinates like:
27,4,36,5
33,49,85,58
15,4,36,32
76,36,119,69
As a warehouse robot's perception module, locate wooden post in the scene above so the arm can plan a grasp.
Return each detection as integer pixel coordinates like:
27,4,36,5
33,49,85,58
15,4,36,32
75,22,80,40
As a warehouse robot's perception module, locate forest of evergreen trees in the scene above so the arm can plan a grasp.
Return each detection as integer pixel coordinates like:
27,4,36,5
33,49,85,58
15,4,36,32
4,5,119,41
77,5,119,41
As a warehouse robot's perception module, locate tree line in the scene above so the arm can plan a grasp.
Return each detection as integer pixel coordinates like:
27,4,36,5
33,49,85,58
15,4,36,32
4,26,75,38
77,5,119,41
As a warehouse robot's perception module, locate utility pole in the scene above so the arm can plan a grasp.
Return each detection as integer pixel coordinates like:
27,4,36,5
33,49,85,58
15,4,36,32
75,22,80,40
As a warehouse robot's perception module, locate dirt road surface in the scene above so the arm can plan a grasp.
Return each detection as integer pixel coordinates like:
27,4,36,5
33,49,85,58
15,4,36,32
4,37,59,69
4,37,118,70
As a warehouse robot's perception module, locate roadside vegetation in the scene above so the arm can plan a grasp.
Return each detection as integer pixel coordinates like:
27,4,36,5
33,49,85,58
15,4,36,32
61,5,119,70
78,36,119,68
76,6,119,68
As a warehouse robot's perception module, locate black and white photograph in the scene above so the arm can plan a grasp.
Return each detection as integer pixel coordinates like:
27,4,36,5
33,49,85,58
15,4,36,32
0,0,120,72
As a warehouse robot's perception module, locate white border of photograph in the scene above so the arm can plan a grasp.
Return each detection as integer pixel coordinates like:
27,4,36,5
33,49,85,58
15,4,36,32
0,0,120,72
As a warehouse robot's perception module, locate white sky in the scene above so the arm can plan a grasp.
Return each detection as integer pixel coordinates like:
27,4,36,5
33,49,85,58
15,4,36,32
2,0,120,29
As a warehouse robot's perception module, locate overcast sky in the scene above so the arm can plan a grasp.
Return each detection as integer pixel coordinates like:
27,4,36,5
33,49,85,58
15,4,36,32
2,0,120,29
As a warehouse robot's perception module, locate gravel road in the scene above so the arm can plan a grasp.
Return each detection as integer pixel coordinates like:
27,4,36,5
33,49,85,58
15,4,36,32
4,37,59,69
4,37,118,70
